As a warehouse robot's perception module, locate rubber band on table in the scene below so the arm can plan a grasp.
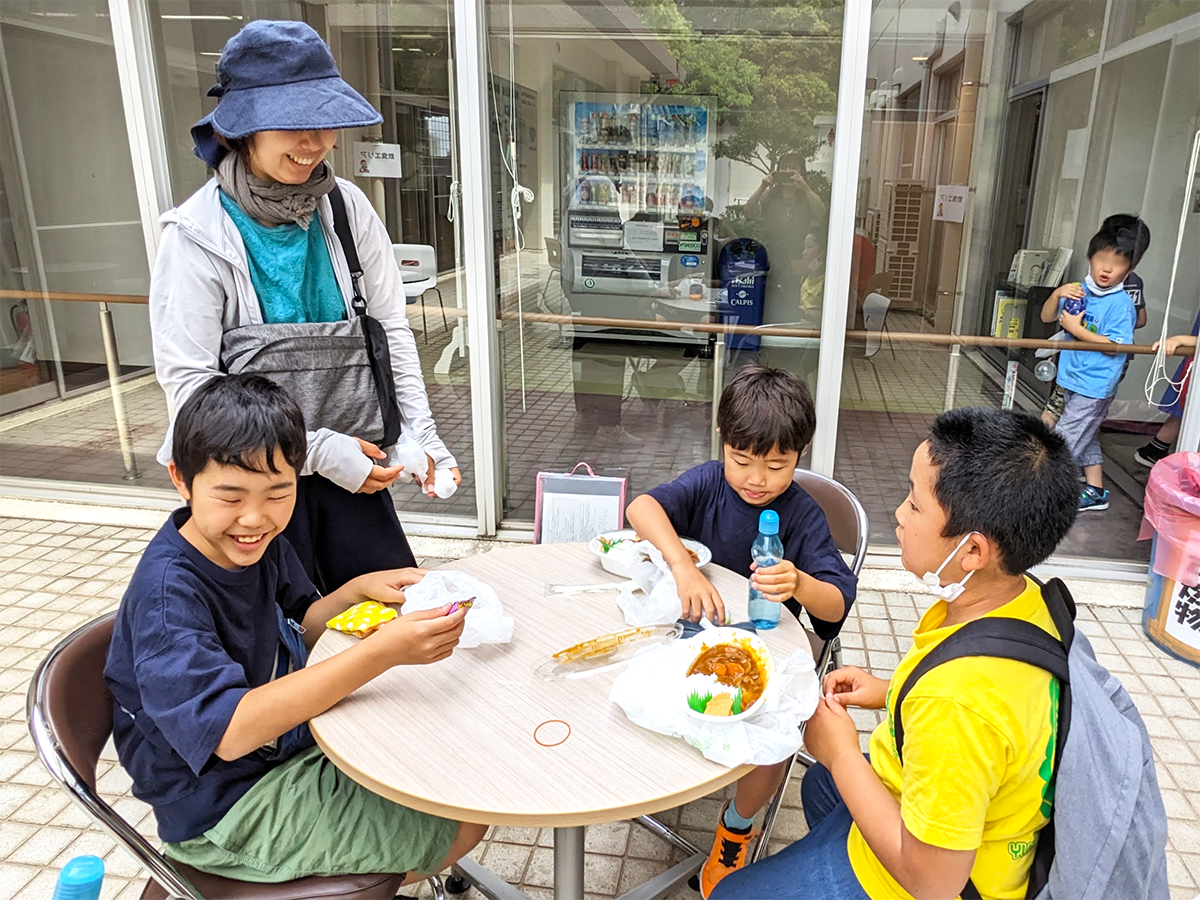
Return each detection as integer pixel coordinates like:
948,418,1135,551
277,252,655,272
534,719,571,747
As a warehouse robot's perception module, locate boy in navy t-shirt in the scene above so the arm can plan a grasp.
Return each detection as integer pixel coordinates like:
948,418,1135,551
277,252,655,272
1039,214,1149,512
627,365,856,897
104,374,484,883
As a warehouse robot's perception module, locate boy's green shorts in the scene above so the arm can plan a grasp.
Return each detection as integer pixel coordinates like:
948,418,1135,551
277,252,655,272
165,746,459,883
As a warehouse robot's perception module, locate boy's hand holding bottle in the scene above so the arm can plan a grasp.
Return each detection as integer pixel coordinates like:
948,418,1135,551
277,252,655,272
1050,282,1085,305
749,559,800,603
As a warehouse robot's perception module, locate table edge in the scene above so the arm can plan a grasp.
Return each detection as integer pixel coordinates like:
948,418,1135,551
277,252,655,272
310,724,754,827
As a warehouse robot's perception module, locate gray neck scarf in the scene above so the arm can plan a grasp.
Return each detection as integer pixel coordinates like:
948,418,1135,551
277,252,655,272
216,150,335,229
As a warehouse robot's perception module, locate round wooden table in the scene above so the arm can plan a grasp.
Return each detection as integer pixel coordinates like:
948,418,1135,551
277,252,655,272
309,543,814,899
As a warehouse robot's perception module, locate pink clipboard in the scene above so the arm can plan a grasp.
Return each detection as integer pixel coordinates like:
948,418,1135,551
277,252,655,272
534,462,628,544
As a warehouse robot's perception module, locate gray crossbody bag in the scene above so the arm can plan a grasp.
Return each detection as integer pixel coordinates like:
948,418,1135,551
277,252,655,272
218,186,403,447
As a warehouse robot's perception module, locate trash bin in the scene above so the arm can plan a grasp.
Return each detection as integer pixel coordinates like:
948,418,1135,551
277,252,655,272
718,239,769,351
1139,451,1200,666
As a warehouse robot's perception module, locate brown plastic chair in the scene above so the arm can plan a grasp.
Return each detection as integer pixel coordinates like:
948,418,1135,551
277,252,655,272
751,469,869,862
26,613,418,900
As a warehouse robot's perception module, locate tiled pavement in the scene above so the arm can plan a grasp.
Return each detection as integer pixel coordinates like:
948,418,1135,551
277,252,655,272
0,512,1196,899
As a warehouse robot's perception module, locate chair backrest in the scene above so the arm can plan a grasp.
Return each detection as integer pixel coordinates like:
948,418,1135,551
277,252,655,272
545,237,562,269
392,244,438,297
862,291,892,358
28,613,202,900
864,272,893,296
792,469,869,577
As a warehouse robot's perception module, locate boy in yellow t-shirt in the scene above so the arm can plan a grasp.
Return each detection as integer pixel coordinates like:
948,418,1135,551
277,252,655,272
710,407,1079,900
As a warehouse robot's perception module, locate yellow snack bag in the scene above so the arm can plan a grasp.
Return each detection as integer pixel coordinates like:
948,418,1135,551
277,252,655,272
326,601,397,639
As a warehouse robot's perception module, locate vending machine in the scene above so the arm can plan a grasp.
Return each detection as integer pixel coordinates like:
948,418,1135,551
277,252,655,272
560,93,715,345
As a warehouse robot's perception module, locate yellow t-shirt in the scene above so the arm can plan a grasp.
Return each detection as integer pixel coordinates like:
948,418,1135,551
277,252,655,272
847,578,1060,900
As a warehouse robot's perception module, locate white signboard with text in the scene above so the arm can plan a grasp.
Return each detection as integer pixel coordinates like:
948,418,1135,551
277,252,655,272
933,184,968,223
354,142,402,178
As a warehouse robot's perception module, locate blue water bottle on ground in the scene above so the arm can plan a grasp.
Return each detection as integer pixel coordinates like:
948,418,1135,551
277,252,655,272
748,510,784,629
53,856,104,900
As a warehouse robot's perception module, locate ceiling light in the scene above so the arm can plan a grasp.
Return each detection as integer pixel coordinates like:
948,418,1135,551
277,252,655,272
912,55,929,62
160,15,245,21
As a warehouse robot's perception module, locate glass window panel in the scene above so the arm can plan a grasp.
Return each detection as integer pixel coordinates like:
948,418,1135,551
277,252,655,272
0,1,153,485
145,0,474,517
487,0,843,521
834,0,1189,566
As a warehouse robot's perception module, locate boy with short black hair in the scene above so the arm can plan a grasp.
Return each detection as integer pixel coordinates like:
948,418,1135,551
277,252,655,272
1040,213,1150,511
104,374,484,883
627,365,856,897
711,407,1079,900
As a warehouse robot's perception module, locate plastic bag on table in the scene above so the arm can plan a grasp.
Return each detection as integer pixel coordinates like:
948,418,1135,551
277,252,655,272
1139,451,1200,587
401,571,514,648
609,540,683,626
609,638,820,767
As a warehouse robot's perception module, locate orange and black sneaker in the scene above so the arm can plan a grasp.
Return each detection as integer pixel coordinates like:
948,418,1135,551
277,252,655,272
699,802,755,899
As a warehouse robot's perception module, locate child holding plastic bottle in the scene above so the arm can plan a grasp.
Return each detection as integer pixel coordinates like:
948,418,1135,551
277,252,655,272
1039,214,1150,512
626,365,857,898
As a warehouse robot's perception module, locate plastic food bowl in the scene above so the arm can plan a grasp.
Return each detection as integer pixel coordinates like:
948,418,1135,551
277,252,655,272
588,529,712,578
681,628,775,722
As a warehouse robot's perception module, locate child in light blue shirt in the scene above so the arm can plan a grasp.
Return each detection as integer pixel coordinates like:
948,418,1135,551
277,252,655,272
1040,213,1149,512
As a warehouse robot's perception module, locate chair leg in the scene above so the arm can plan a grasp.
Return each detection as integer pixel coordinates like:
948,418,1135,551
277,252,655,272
445,866,469,896
753,753,797,863
433,287,447,331
796,748,818,768
420,289,429,344
830,636,842,671
427,875,446,900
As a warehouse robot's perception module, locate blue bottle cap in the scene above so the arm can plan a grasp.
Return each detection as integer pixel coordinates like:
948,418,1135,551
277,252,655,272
53,856,104,900
758,509,779,535
58,856,104,885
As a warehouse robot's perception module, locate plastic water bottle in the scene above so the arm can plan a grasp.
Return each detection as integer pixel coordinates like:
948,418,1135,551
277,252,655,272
748,510,784,630
53,856,103,900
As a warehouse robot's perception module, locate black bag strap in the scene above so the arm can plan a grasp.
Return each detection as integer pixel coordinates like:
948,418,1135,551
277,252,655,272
892,579,1077,900
328,185,368,317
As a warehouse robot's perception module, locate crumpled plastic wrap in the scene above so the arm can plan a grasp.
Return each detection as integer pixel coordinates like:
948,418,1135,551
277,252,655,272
1139,451,1200,587
609,637,819,767
608,540,684,626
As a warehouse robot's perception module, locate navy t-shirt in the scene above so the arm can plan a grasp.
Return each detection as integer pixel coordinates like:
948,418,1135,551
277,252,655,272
647,460,857,639
103,508,320,843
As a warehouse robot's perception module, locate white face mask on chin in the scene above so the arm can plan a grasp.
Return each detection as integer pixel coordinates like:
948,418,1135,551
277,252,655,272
919,532,977,601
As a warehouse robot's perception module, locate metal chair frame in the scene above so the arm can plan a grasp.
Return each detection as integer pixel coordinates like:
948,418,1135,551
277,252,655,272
27,612,442,900
752,470,869,863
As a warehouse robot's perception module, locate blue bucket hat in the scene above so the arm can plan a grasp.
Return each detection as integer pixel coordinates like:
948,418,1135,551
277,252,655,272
192,20,383,167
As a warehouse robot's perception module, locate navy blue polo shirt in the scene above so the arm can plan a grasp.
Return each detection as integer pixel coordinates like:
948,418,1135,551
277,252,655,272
646,460,857,639
103,508,319,843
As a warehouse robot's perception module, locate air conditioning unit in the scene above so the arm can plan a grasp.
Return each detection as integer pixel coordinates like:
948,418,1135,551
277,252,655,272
882,180,926,307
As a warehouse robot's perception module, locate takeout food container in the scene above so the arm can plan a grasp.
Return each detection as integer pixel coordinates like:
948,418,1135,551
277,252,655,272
681,628,775,722
588,529,712,578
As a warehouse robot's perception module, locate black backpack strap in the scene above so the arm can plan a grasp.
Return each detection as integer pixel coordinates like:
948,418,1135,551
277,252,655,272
893,618,1069,764
1037,577,1077,652
328,185,367,317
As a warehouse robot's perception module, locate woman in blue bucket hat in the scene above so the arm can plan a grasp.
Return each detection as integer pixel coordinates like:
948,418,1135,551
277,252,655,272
150,20,460,593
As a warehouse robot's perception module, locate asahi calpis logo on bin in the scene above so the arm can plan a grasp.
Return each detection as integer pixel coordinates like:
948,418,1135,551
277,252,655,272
681,255,700,268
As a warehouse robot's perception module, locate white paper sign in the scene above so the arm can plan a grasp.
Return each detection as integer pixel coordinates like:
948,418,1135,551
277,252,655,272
540,491,622,544
1164,580,1200,656
1062,129,1087,180
623,220,664,252
933,184,968,223
354,142,402,178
